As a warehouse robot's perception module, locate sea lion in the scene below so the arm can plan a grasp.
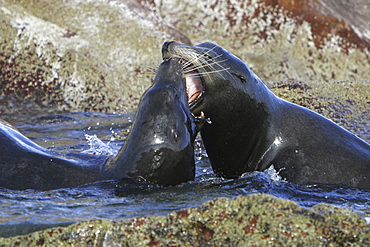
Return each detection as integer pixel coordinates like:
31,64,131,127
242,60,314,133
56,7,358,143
162,41,370,188
0,59,202,190
110,59,203,186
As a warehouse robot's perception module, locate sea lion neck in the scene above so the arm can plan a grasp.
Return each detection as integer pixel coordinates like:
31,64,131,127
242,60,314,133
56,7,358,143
199,81,281,177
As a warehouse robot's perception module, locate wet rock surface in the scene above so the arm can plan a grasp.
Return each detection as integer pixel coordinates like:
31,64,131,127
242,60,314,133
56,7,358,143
1,194,369,246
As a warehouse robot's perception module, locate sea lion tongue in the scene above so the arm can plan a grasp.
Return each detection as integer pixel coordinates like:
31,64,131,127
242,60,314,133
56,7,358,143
185,70,203,103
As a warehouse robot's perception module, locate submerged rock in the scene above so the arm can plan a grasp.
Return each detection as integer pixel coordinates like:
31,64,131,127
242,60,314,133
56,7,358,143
1,194,369,246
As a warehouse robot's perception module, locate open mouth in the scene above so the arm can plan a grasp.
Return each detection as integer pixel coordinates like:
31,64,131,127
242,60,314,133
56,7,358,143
176,59,204,109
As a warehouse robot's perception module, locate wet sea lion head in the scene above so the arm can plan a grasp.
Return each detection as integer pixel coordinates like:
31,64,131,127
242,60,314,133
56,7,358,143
162,41,272,118
112,59,204,186
161,41,280,178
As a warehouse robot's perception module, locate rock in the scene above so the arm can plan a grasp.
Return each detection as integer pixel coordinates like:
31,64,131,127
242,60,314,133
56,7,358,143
152,0,370,82
0,0,190,113
1,194,369,246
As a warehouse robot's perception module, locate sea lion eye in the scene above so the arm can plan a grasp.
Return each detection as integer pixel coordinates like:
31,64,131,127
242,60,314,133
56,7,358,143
236,74,246,83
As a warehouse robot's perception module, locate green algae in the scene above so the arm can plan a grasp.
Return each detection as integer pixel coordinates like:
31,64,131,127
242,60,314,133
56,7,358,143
1,194,368,246
0,0,172,112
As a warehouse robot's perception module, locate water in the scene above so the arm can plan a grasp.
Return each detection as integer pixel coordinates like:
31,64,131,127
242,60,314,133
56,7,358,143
0,112,369,238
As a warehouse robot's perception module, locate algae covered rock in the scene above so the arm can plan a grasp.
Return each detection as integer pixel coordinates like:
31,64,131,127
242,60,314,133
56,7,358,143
1,0,369,110
1,194,369,246
0,0,189,113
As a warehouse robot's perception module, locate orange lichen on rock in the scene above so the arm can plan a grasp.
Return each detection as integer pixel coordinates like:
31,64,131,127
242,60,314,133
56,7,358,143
263,0,369,50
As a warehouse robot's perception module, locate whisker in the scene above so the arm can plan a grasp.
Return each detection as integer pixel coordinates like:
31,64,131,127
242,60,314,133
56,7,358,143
184,67,231,79
170,44,233,80
213,53,224,60
186,69,231,77
197,59,230,80
201,45,219,58
147,62,162,74
198,68,231,75
147,68,157,74
183,58,229,73
176,47,200,65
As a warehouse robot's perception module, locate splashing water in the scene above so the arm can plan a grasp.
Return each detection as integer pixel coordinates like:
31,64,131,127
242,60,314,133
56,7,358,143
82,134,116,156
265,165,286,183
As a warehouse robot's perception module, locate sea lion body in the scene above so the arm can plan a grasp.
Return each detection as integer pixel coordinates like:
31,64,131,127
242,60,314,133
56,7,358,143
162,41,370,188
0,60,200,190
0,120,110,190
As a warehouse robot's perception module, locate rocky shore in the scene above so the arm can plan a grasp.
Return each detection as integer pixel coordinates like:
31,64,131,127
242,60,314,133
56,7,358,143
1,194,369,246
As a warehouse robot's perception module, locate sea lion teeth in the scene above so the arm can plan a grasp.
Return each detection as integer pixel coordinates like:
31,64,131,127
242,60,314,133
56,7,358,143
193,111,205,129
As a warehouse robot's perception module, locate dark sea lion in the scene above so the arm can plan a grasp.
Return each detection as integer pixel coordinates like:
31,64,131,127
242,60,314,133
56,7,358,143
0,120,110,190
109,59,203,186
162,41,370,188
0,59,202,190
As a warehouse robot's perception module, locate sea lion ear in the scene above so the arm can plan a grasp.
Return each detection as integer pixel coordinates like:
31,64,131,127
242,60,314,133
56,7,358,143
239,75,247,83
231,72,247,83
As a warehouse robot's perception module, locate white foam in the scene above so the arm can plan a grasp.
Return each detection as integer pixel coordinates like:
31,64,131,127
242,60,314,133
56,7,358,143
265,165,286,183
365,217,370,224
82,134,116,156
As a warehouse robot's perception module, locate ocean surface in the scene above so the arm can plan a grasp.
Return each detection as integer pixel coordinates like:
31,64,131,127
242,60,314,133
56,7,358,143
0,111,369,238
